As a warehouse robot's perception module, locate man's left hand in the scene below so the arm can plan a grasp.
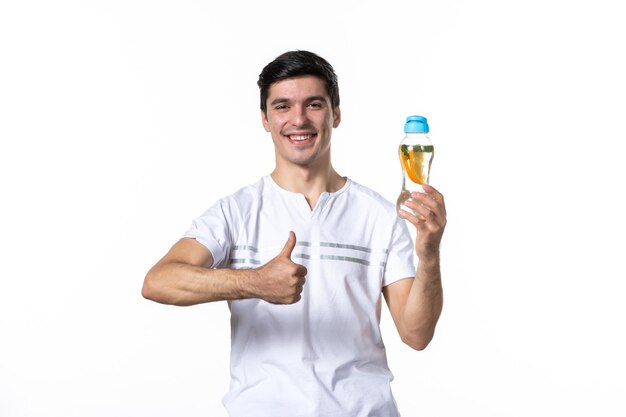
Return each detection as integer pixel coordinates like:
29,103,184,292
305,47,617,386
398,184,447,259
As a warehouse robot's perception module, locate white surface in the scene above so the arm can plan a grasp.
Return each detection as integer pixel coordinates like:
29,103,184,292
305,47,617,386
1,1,624,416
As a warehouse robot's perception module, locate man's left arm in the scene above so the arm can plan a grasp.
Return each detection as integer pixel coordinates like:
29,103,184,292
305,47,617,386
383,184,446,350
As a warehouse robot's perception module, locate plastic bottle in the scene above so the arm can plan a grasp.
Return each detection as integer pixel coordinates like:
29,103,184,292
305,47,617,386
396,115,434,215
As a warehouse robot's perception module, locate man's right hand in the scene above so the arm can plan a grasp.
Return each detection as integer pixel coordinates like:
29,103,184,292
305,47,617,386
249,231,307,304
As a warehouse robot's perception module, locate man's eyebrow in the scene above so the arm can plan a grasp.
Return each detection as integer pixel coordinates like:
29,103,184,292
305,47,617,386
270,97,290,106
269,95,329,106
305,95,327,102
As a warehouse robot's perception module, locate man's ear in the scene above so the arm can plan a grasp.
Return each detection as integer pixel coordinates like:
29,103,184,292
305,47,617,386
261,110,270,132
333,106,341,128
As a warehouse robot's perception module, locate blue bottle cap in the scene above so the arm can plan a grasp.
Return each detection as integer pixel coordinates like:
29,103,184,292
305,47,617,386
404,115,429,133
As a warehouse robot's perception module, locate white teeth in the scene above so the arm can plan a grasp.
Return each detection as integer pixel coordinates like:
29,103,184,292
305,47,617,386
289,134,314,141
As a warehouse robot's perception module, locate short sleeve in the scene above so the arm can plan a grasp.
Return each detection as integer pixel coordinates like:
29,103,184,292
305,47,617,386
382,217,416,286
183,198,235,268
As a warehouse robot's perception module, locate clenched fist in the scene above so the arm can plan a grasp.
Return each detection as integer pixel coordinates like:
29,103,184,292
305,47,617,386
248,231,307,304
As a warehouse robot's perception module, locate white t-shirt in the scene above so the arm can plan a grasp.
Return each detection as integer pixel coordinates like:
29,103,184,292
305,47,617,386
185,176,416,417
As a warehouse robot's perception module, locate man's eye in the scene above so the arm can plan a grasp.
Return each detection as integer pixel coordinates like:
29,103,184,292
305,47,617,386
274,104,288,110
308,102,322,108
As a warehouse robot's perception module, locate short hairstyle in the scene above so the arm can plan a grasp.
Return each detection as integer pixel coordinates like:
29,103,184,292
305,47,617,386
257,50,340,113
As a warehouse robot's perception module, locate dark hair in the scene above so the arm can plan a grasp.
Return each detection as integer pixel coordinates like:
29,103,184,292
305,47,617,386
257,50,340,113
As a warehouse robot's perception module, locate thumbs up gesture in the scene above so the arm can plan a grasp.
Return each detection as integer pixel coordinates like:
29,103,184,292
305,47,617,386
249,231,307,304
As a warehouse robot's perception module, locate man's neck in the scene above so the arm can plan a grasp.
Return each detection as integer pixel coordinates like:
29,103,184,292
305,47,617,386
271,164,346,209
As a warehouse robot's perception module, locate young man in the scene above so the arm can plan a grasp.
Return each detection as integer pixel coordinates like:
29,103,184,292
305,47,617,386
142,50,446,417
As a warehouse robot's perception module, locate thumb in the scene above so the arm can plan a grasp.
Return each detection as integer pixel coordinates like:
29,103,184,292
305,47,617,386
278,231,297,259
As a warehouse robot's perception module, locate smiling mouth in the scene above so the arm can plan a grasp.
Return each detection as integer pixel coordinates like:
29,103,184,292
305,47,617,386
286,133,316,142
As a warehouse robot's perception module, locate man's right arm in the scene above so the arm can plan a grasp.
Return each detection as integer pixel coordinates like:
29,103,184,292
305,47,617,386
142,232,306,306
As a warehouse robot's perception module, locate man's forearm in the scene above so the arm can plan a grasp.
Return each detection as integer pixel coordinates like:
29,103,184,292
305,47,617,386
401,256,444,350
142,262,253,306
142,233,307,306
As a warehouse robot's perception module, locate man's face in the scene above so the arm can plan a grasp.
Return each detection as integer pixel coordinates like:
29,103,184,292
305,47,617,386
261,75,341,169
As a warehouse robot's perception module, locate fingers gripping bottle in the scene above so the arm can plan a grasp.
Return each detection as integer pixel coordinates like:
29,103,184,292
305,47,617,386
396,115,434,215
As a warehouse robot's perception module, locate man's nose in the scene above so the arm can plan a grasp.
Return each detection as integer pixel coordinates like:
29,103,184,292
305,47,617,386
291,105,308,126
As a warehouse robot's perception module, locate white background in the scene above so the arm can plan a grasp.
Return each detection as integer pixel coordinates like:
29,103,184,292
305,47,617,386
1,0,625,416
